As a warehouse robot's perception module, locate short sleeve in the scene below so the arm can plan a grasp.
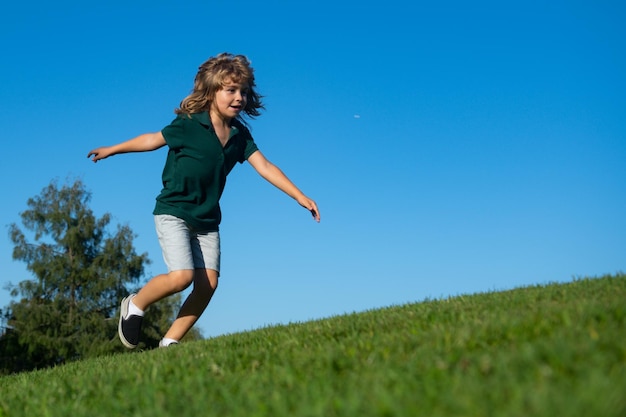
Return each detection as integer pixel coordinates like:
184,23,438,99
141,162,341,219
239,123,259,162
243,137,258,161
161,115,187,150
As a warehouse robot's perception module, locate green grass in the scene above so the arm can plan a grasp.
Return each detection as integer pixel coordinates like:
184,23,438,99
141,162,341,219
1,274,625,417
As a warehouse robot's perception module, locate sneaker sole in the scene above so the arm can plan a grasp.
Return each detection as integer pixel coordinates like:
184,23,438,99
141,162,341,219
118,294,138,349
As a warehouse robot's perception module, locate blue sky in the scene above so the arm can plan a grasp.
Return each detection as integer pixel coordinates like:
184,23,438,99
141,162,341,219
1,1,624,338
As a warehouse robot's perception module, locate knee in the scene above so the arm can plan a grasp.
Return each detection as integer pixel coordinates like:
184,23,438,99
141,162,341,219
168,270,194,293
194,270,219,298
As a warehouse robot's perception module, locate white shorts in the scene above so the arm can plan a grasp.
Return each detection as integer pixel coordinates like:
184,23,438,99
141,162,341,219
154,214,220,273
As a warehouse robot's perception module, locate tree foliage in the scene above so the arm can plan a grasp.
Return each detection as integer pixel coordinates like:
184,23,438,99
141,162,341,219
0,179,200,374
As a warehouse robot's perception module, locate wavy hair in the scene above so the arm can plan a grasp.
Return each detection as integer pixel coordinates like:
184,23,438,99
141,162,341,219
175,53,264,120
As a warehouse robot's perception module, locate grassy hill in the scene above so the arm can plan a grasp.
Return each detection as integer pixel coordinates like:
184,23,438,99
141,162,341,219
1,274,624,417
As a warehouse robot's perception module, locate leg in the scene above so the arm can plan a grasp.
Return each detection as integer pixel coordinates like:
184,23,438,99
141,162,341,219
136,214,197,311
132,269,195,311
163,268,219,341
118,269,195,349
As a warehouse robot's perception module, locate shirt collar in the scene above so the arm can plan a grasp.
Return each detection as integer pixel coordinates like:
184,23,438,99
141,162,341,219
190,111,212,127
189,112,241,136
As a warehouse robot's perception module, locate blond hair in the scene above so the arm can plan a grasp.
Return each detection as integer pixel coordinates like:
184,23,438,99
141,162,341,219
175,53,264,119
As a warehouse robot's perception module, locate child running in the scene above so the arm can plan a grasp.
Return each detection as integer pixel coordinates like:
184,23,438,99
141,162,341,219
87,52,320,348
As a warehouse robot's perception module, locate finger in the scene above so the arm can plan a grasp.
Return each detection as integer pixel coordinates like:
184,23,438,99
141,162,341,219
309,204,320,222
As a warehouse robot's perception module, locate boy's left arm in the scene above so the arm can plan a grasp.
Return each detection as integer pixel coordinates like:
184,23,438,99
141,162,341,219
247,150,320,222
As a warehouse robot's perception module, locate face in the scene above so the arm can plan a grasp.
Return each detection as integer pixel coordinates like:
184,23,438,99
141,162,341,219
211,79,249,121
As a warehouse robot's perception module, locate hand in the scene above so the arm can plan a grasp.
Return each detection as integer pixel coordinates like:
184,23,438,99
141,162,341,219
297,195,321,222
87,147,114,162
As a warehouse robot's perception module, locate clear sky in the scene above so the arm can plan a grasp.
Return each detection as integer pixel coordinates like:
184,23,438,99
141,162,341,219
1,1,624,338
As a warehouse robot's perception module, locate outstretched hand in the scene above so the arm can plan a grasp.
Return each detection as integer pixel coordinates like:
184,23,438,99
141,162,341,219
87,147,114,162
297,195,321,222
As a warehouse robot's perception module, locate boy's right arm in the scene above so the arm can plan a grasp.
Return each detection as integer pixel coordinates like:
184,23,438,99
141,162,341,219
87,132,166,162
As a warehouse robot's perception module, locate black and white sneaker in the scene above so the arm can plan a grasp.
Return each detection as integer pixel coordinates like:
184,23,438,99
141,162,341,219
118,294,143,349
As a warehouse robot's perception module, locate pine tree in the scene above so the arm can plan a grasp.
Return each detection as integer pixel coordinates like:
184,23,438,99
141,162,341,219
0,179,195,373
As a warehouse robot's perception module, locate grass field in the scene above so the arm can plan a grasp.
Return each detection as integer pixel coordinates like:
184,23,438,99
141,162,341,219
1,274,624,417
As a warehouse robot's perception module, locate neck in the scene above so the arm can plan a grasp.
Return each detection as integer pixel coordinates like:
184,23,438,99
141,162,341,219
209,110,232,128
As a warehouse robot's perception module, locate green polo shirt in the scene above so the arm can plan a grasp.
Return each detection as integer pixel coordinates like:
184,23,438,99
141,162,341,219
153,112,258,231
